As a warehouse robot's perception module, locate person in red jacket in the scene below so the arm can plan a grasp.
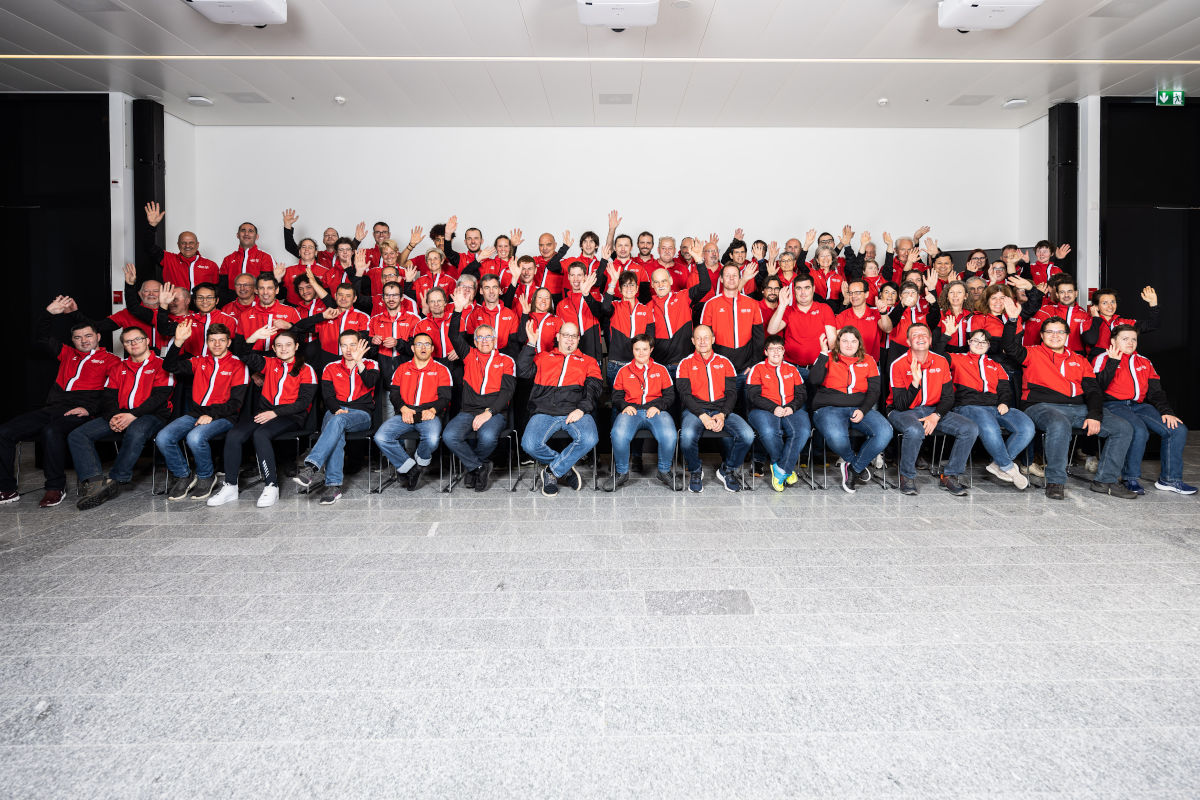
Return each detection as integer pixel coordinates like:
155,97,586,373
464,273,521,355
158,321,249,501
159,282,243,357
240,274,301,352
610,334,677,490
1093,325,1194,496
368,281,422,399
701,263,765,376
1005,315,1136,500
649,246,713,373
601,263,656,383
517,322,603,496
290,283,371,368
373,332,453,492
1081,286,1159,359
67,325,174,510
222,273,258,322
533,231,572,298
767,275,837,375
746,335,810,492
556,264,604,360
886,323,979,496
142,201,219,289
676,325,755,494
408,248,457,306
834,278,892,362
294,331,379,504
282,208,365,268
0,301,123,506
219,221,274,292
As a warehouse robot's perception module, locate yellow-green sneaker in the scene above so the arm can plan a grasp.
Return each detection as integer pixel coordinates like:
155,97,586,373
770,464,787,492
785,471,799,486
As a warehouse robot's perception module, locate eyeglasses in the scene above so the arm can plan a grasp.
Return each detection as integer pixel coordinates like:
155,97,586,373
412,341,433,348
846,290,866,295
122,336,148,345
474,334,495,341
1042,330,1068,337
968,256,987,262
559,333,580,340
968,338,988,346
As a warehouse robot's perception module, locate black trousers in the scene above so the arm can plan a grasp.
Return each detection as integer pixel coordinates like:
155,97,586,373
0,407,91,492
222,415,302,486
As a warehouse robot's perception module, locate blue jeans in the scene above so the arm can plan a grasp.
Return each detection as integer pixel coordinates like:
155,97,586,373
955,404,1035,472
306,409,371,486
1104,400,1188,482
611,409,677,474
812,406,892,474
443,411,508,472
155,415,234,479
68,414,165,484
887,406,979,478
748,408,811,472
1024,402,1133,485
374,415,442,469
605,359,629,387
680,410,754,473
521,413,599,478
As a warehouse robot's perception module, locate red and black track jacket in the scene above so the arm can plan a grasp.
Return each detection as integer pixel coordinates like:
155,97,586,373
143,221,219,288
1007,338,1103,420
35,311,122,413
321,357,379,413
534,244,570,296
808,352,881,414
888,351,955,415
676,350,738,417
464,303,521,354
172,310,242,357
612,359,675,412
555,290,605,360
292,307,371,356
369,310,421,359
1092,351,1173,415
745,359,807,413
946,352,1013,408
1080,306,1160,358
237,348,318,419
701,292,765,372
448,317,517,416
100,354,174,420
389,358,453,414
516,345,603,416
601,293,655,363
651,265,712,365
219,246,274,290
163,346,250,420
241,302,302,351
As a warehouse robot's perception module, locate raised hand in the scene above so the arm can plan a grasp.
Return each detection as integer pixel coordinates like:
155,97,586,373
605,263,619,287
452,285,470,312
409,226,424,249
404,264,419,284
350,339,369,364
818,333,830,354
882,231,894,249
910,356,923,386
923,272,938,293
923,236,939,255
248,322,274,343
354,221,367,242
1005,274,1033,291
159,282,176,310
445,215,458,237
861,230,871,248
1106,341,1121,361
518,294,533,316
600,241,613,262
123,263,137,285
1140,286,1158,307
509,228,525,248
353,250,368,276
913,225,931,241
779,284,794,308
283,208,298,228
942,316,956,335
767,241,780,262
740,261,759,288
479,245,497,261
173,317,193,346
508,261,522,285
1001,296,1021,319
607,210,621,232
580,269,598,296
524,319,537,343
562,230,574,249
1055,243,1072,260
803,229,816,250
733,227,745,242
273,261,287,281
751,241,766,260
46,295,70,315
322,307,341,320
840,225,853,247
144,201,164,227
1089,303,1100,317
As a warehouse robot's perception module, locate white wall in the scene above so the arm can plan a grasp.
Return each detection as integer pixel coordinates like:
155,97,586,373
183,126,1022,261
1076,95,1102,294
1017,115,1048,246
163,112,197,247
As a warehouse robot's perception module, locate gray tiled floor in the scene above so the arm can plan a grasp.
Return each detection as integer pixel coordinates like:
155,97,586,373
1,440,1198,799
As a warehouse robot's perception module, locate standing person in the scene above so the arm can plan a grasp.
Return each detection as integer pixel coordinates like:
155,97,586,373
282,208,365,267
157,321,249,501
373,332,453,491
767,276,837,377
142,201,219,289
240,274,301,352
555,264,604,360
676,325,755,494
219,221,274,293
0,300,122,506
207,327,317,508
68,325,174,510
649,236,714,374
1082,286,1159,359
159,282,242,357
834,278,892,362
701,262,765,377
221,273,258,321
745,335,811,492
518,322,603,496
293,332,378,504
601,262,655,384
609,334,677,490
289,283,371,371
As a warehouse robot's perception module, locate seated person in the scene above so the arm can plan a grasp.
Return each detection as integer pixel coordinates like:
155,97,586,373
886,322,980,497
158,321,249,501
676,325,755,494
610,334,677,490
518,322,603,496
1082,286,1159,359
68,326,174,510
1004,315,1135,500
293,331,378,504
1093,325,1194,495
373,332,453,491
208,327,318,508
745,335,811,492
809,326,892,493
0,299,121,506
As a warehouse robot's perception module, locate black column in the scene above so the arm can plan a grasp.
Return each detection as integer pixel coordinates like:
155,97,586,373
132,99,165,284
1047,102,1078,270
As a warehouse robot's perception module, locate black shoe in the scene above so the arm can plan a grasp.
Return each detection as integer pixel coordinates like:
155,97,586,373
915,455,929,471
473,461,492,492
405,465,426,492
293,463,322,491
541,468,559,496
613,471,630,490
898,475,918,495
189,475,218,500
77,477,119,511
1090,480,1138,499
856,468,872,484
752,461,766,478
838,459,855,494
1046,482,1066,500
559,467,582,491
655,470,677,491
463,467,477,489
166,473,196,501
939,474,969,496
319,484,343,504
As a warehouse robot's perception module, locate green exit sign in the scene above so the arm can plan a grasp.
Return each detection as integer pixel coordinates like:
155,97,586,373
1156,90,1186,106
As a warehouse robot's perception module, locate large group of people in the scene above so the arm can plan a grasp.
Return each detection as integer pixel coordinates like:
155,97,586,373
0,205,1193,510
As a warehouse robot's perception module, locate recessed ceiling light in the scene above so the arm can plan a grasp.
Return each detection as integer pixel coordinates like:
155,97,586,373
186,95,214,106
671,0,693,7
877,97,889,106
333,96,347,105
1001,98,1028,109
598,92,633,105
226,91,269,103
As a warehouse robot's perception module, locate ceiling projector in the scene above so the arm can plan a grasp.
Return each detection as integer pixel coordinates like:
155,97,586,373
577,0,659,29
182,0,287,26
937,0,1044,31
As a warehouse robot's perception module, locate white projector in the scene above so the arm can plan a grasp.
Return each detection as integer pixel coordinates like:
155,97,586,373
937,0,1044,30
577,0,659,28
182,0,287,26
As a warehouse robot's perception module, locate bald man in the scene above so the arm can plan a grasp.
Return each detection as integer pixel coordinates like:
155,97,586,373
142,201,219,289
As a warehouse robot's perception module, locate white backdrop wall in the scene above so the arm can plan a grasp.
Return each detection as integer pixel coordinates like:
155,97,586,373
165,123,1030,262
1018,115,1049,246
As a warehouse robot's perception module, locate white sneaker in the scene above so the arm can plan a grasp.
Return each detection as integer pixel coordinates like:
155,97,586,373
1084,455,1099,473
1004,464,1029,490
985,462,1014,483
206,483,239,506
873,453,885,470
257,484,279,508
1028,462,1045,478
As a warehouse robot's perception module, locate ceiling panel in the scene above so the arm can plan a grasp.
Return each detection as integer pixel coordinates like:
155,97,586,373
488,62,553,124
634,62,691,125
538,62,593,124
517,0,589,57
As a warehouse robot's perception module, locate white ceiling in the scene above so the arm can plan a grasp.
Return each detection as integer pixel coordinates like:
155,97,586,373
0,0,1197,127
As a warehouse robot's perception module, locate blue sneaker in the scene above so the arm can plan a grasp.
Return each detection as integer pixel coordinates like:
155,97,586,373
1155,478,1197,496
688,469,703,493
715,464,741,493
1122,479,1145,495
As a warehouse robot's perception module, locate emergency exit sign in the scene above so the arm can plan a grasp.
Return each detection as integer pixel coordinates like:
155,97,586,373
1156,90,1185,106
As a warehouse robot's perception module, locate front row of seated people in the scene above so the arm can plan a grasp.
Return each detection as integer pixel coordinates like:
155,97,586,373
0,265,1194,508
